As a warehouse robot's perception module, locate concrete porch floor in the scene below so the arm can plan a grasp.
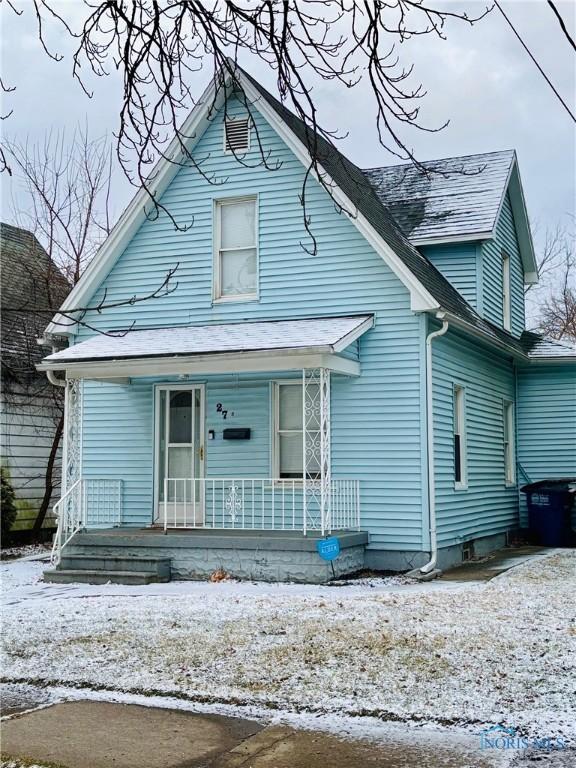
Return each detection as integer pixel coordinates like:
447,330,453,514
73,526,368,550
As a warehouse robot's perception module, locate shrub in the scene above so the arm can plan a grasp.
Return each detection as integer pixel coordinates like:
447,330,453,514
1,467,18,542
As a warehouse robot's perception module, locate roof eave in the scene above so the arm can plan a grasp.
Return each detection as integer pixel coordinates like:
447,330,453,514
440,311,527,361
503,155,538,281
44,75,227,338
236,73,439,313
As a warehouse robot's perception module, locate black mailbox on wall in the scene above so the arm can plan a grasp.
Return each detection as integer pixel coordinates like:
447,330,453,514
223,428,251,440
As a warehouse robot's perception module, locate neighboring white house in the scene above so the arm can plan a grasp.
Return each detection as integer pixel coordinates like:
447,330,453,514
1,223,69,535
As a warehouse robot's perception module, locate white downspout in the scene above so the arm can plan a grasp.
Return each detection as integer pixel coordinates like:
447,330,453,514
420,313,449,575
46,369,66,388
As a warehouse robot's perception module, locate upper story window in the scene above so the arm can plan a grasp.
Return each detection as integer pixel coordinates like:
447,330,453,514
453,384,467,489
214,197,258,301
224,117,250,153
502,251,511,331
503,400,516,486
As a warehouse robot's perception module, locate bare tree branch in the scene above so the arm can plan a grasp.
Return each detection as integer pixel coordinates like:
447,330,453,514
529,223,576,341
3,1,493,250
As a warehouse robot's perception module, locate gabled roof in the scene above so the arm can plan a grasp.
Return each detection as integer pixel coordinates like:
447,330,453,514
1,222,70,385
238,67,502,329
44,63,536,361
364,150,537,280
364,151,514,242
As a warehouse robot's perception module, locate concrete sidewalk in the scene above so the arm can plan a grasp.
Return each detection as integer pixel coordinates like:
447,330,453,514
1,700,500,768
439,545,554,582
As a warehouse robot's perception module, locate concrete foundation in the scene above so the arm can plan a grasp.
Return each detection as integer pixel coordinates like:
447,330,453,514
364,532,509,572
63,529,368,584
54,528,510,584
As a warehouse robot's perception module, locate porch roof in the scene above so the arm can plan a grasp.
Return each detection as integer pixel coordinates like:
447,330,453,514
39,315,373,379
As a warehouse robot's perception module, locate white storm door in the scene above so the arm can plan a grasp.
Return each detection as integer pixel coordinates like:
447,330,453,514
156,386,204,526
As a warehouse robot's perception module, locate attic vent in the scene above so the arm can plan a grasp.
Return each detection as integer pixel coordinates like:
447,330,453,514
224,118,250,153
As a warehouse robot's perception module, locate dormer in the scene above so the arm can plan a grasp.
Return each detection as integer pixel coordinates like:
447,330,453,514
364,150,537,338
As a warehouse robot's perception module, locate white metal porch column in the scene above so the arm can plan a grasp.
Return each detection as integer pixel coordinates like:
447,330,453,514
302,367,331,535
61,378,83,514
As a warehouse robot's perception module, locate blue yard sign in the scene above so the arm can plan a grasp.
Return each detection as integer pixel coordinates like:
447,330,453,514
316,537,340,561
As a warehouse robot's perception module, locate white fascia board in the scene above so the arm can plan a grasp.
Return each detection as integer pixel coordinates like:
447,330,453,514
332,315,374,352
411,232,493,246
442,311,527,361
239,78,439,314
525,355,576,364
493,154,538,282
44,78,226,338
37,349,360,379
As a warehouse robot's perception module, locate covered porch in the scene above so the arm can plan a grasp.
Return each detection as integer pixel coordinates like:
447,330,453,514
40,316,373,571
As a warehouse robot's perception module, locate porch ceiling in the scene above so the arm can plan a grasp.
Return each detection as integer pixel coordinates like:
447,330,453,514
38,315,373,379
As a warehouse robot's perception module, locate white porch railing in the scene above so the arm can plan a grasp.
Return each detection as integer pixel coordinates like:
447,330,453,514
51,478,122,564
162,478,360,534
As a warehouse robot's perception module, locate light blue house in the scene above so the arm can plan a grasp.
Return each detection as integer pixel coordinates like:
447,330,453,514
40,65,576,584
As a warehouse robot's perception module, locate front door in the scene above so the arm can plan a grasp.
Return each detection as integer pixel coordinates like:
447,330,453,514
155,385,205,526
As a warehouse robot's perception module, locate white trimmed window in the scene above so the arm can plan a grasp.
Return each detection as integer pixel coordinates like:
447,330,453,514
273,382,320,479
503,400,516,486
453,384,467,488
502,251,511,331
214,197,258,301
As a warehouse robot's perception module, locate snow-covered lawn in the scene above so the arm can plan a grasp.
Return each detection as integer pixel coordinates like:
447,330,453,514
2,551,575,742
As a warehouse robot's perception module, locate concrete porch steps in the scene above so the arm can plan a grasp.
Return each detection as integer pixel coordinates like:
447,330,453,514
44,569,167,585
43,554,171,585
45,528,369,583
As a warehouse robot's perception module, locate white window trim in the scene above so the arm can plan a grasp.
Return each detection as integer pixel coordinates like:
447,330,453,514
223,116,251,154
453,384,468,490
503,399,516,487
271,380,320,482
502,251,511,331
213,195,259,303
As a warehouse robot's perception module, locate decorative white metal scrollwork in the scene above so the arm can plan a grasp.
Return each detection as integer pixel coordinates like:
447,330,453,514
224,483,242,523
303,368,331,535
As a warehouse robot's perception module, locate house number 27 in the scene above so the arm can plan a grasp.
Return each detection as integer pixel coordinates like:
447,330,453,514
216,403,233,419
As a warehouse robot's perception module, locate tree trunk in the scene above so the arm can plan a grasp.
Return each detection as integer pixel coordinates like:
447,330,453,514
33,413,64,537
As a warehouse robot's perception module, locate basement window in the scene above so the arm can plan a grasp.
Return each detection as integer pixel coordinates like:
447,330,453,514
224,117,250,153
453,384,467,489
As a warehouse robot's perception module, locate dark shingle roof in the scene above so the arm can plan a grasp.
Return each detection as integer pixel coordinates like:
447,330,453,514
237,67,531,356
520,331,576,359
363,151,515,242
1,223,70,386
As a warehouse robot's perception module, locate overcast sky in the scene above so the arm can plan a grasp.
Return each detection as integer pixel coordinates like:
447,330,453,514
1,1,575,246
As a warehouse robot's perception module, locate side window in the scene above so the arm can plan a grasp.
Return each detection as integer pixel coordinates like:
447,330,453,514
503,400,516,486
502,251,511,331
453,384,467,489
214,197,258,301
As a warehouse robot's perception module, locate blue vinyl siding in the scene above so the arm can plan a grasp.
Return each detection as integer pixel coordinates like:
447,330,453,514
517,363,576,526
82,379,154,525
77,96,425,551
420,243,479,309
432,326,518,546
481,193,525,336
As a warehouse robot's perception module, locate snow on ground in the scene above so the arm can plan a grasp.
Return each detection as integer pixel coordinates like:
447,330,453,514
1,551,575,744
0,544,51,562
